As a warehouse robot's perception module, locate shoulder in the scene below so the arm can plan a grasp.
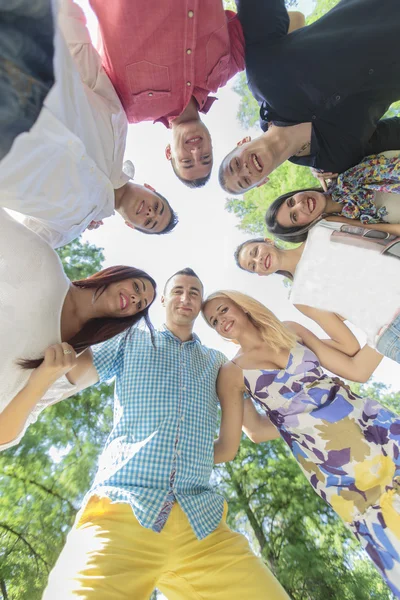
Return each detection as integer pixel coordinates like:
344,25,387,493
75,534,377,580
218,360,244,388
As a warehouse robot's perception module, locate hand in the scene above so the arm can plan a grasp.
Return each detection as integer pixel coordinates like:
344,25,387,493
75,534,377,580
86,220,104,231
29,343,77,389
310,167,338,191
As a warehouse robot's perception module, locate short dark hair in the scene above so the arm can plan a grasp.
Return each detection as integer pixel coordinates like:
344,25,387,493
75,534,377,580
234,238,293,280
163,267,204,295
265,187,326,243
171,158,212,188
218,150,241,195
138,190,179,235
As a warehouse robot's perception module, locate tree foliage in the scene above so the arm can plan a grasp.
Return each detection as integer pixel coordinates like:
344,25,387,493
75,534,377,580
216,382,398,599
0,238,113,600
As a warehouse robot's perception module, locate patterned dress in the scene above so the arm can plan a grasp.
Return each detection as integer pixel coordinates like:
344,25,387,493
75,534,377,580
243,343,400,597
331,152,400,224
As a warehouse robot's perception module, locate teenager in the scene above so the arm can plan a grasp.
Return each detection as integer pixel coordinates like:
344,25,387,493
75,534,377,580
203,290,400,598
219,0,400,195
42,268,289,600
0,208,156,451
0,0,177,249
234,227,400,364
88,0,304,188
266,151,400,242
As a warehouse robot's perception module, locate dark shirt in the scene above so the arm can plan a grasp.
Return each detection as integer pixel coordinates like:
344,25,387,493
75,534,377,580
236,0,400,172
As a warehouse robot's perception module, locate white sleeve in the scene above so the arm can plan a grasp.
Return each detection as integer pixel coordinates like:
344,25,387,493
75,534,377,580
0,376,77,453
22,217,65,249
58,0,111,95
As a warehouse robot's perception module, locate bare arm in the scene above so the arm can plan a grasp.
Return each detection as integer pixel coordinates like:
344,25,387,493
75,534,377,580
242,397,280,443
285,322,383,383
214,363,245,464
294,305,360,356
0,346,98,447
325,215,400,235
287,11,306,33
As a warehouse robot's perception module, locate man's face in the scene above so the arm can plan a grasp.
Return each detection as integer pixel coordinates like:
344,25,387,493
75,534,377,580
123,184,171,234
220,137,270,194
167,120,213,182
162,275,203,326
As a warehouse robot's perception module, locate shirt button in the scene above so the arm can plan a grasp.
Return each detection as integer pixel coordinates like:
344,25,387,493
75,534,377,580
186,48,192,55
369,68,374,75
335,95,340,101
188,10,194,17
186,81,191,87
312,115,316,120
148,92,153,97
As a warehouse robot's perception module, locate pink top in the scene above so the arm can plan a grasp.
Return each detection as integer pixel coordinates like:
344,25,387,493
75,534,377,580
89,0,245,125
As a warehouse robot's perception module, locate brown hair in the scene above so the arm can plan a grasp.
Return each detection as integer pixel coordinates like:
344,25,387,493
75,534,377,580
19,265,156,370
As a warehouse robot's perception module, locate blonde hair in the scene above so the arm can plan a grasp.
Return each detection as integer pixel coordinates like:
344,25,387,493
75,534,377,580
203,290,298,353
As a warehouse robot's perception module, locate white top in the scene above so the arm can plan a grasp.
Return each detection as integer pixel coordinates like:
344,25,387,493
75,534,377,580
0,208,75,451
0,0,129,248
290,221,400,346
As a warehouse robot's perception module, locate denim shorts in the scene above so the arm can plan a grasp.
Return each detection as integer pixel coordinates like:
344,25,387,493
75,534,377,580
0,0,55,161
376,312,400,365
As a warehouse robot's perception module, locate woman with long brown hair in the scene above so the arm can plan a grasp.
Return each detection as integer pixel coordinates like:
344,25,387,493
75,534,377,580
0,208,156,450
203,290,400,597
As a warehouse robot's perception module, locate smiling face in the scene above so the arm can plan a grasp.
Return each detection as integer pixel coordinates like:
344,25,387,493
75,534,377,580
121,183,172,234
162,274,203,326
238,241,280,276
220,137,271,193
276,190,326,228
203,297,247,340
101,277,155,317
167,120,213,181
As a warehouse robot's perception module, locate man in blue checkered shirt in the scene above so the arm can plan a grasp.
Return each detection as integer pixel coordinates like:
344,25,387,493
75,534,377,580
44,268,288,599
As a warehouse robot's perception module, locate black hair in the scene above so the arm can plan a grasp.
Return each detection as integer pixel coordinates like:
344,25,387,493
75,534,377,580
163,267,204,295
138,190,179,235
265,187,328,243
171,158,211,188
233,238,293,281
218,149,242,195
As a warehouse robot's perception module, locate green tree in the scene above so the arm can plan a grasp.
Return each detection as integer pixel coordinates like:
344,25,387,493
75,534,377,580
216,383,399,599
0,237,112,600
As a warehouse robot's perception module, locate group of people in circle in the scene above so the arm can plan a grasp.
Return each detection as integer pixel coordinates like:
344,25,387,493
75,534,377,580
2,0,400,597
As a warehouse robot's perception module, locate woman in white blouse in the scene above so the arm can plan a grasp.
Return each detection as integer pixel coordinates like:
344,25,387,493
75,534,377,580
0,208,156,451
234,222,400,368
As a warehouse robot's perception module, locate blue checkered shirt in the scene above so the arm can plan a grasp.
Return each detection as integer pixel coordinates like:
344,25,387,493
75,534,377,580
85,325,227,540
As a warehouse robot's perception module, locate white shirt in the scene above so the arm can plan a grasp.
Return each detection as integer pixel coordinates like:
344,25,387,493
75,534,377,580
0,209,75,451
290,221,400,346
0,0,129,248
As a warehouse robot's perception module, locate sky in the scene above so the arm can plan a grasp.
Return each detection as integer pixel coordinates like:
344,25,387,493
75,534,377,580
77,0,399,392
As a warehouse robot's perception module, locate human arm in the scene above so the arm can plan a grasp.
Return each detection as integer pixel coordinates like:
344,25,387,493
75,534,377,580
242,397,280,443
0,343,78,446
284,322,383,383
236,0,289,45
287,11,306,33
364,117,400,157
214,362,245,464
294,305,360,356
325,215,400,235
58,0,107,92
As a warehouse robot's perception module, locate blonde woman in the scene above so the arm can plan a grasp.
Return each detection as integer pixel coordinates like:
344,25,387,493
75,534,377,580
203,290,400,598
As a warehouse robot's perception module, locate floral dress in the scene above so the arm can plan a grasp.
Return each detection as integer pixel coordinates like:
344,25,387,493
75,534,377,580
243,342,400,597
331,152,400,224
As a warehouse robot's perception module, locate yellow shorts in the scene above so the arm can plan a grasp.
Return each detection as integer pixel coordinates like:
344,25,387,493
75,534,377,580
43,495,289,599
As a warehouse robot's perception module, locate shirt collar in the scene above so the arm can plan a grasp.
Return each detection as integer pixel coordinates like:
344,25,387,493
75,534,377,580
160,323,201,344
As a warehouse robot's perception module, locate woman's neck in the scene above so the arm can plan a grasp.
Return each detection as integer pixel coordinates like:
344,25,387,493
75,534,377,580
60,284,104,341
279,243,305,277
324,193,343,215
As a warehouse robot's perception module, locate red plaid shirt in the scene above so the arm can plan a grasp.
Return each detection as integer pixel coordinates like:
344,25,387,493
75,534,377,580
90,0,245,125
